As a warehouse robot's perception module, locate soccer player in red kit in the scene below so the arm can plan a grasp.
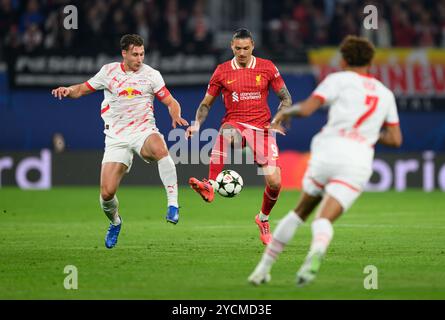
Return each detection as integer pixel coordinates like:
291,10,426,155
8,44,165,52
185,29,292,245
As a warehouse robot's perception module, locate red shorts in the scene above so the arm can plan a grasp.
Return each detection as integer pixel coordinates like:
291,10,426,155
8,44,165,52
218,121,280,167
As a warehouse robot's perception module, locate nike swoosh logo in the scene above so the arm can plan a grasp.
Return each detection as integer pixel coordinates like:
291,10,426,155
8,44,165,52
227,80,236,84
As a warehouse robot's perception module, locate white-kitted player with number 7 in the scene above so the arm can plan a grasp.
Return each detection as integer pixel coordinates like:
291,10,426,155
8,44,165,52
248,35,402,287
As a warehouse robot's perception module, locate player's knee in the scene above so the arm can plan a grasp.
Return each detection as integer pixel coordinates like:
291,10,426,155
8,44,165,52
151,146,169,160
267,177,281,191
100,186,116,201
141,145,168,161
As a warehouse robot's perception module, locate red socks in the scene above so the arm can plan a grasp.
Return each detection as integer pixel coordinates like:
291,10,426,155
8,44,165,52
261,185,281,215
209,132,281,218
209,134,228,180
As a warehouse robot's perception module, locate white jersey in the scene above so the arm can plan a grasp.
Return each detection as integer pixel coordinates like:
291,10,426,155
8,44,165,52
311,71,400,164
85,62,171,138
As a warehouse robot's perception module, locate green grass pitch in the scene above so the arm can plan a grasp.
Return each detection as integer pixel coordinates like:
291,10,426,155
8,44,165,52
0,187,444,299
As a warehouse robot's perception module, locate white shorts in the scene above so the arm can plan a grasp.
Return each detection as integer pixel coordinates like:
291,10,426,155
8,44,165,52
102,127,163,173
302,155,372,212
302,135,374,211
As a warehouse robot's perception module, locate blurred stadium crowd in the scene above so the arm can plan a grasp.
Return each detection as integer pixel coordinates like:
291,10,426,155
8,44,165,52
0,0,444,60
264,0,445,55
0,0,214,57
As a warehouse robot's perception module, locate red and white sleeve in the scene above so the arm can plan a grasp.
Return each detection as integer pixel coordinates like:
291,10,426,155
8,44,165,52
85,65,107,91
312,73,339,105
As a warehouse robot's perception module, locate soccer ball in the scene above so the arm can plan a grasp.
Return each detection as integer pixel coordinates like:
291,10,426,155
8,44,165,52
215,169,244,198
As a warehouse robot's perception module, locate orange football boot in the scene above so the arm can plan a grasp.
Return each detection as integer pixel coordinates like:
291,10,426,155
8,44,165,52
189,177,215,202
255,214,272,245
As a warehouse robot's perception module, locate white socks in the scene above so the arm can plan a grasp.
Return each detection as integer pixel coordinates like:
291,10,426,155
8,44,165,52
259,211,304,269
157,155,178,208
99,155,178,226
309,218,334,255
259,212,269,222
255,213,334,275
100,195,121,225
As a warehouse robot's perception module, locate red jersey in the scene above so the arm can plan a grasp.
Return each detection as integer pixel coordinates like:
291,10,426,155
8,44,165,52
206,56,285,128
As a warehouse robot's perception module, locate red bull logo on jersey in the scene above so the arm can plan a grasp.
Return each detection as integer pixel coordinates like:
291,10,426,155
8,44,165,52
117,87,143,99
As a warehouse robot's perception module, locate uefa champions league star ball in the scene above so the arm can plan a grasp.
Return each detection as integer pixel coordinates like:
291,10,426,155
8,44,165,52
215,170,244,198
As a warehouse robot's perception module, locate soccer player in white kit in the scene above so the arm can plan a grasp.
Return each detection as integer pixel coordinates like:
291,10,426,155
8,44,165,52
248,35,403,286
51,34,188,249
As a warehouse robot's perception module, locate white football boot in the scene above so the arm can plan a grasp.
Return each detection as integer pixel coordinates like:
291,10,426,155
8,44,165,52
248,263,272,286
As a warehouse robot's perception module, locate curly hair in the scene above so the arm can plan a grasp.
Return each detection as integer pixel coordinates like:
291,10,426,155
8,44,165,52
340,35,375,67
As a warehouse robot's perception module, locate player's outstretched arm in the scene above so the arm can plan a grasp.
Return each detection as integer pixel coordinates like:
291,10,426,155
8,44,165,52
51,83,94,100
161,95,189,128
378,125,402,148
185,93,216,139
269,95,323,135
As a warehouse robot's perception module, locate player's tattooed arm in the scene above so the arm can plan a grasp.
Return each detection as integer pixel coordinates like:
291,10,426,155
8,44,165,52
276,94,324,120
196,103,210,125
269,85,292,135
270,94,323,135
276,85,292,112
185,93,217,139
195,93,217,126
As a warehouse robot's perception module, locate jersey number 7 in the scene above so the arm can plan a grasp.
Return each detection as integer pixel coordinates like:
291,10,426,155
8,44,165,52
353,95,379,129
